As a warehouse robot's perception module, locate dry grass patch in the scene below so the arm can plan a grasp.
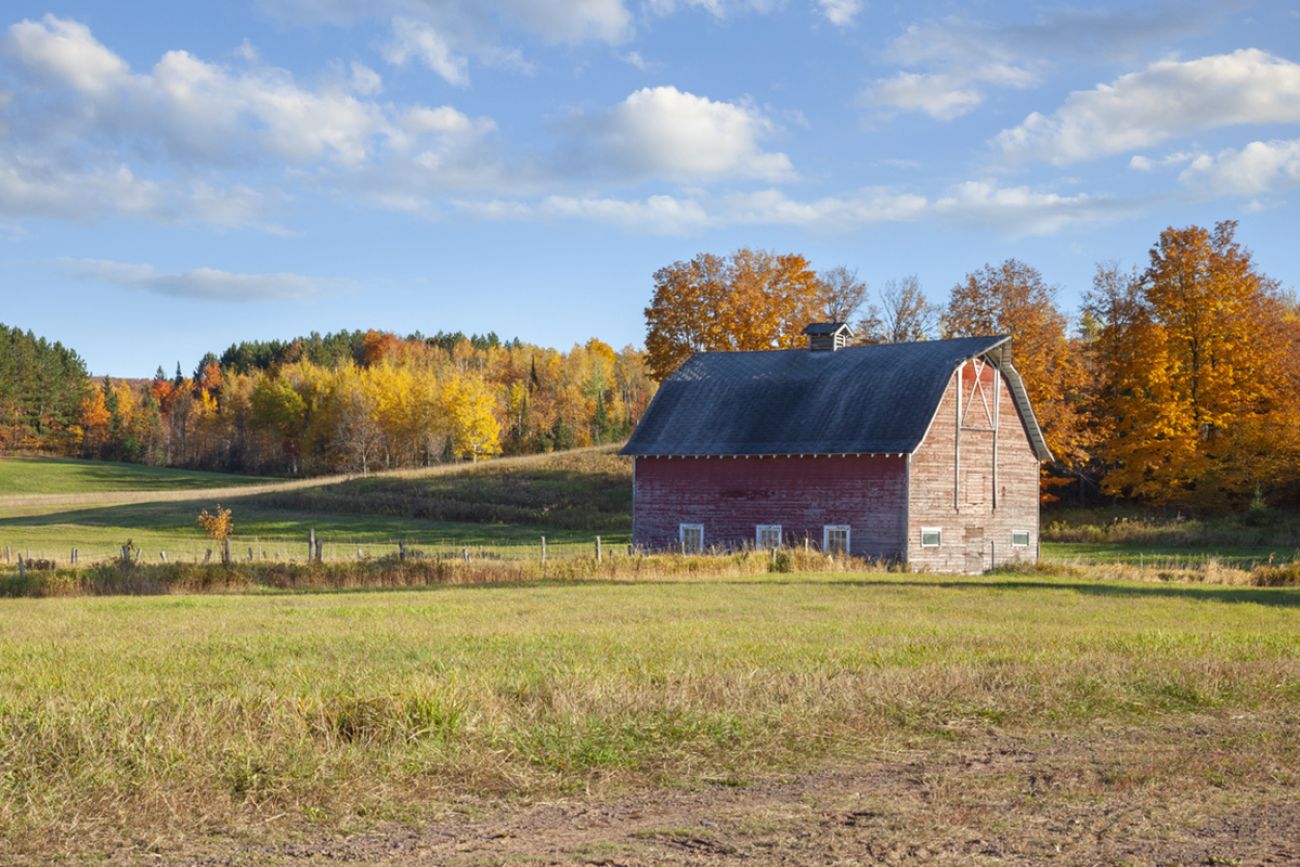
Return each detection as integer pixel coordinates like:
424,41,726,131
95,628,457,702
0,573,1296,863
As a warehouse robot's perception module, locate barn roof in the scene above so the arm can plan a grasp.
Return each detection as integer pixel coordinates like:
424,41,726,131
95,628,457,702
621,335,1052,461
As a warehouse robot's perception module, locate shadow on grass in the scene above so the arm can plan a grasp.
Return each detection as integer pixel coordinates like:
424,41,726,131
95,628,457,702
185,575,1300,609
725,578,1300,609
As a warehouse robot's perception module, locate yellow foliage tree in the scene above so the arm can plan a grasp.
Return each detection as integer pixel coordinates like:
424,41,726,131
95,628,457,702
442,374,501,462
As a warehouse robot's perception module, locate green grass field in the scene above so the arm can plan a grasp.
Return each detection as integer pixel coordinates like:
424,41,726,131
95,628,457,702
0,455,272,494
1,573,1296,862
0,450,631,563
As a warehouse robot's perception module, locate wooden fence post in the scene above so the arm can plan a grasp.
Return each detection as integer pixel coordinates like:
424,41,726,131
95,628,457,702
540,536,546,563
309,529,316,563
595,535,602,563
17,556,24,580
315,540,323,563
463,546,470,563
398,540,406,562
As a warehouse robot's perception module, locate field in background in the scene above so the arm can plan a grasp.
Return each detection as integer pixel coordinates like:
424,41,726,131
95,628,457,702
1,572,1296,863
0,448,630,565
8,448,1300,570
0,456,272,495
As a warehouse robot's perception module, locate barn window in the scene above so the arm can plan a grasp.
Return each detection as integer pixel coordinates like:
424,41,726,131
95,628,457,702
823,525,850,556
756,525,782,550
679,524,704,553
920,527,942,548
1011,530,1030,548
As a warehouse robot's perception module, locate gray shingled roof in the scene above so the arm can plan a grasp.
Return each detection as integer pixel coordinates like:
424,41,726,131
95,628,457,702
622,335,1052,461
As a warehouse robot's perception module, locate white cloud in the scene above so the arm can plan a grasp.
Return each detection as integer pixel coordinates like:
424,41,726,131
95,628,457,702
932,181,1123,235
489,0,630,44
865,18,1039,120
818,0,862,27
2,15,128,94
0,156,162,220
1128,151,1197,172
383,16,469,86
1177,139,1300,196
453,180,1121,235
0,15,498,225
569,86,793,182
995,49,1300,164
349,61,382,94
869,5,1237,122
68,259,329,301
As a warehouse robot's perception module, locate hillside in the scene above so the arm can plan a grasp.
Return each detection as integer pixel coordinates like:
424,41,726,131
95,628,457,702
253,446,632,532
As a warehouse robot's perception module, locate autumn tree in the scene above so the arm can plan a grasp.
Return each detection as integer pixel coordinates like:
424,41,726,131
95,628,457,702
644,248,824,380
945,259,1088,490
1097,221,1300,506
442,373,501,462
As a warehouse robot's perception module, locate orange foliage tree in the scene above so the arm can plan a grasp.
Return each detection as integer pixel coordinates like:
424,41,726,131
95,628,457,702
1094,221,1300,506
644,248,825,380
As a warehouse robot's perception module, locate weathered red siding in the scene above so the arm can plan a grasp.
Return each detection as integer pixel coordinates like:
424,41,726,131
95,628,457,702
907,360,1041,572
633,454,907,558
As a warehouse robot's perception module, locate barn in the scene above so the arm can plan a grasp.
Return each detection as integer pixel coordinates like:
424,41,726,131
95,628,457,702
621,323,1052,572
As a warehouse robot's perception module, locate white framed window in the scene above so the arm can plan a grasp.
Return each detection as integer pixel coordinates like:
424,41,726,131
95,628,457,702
756,525,782,550
679,523,704,554
823,525,850,556
1011,530,1030,548
920,527,942,548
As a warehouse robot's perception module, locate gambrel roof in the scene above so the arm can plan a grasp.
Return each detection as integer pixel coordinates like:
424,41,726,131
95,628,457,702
622,335,1052,461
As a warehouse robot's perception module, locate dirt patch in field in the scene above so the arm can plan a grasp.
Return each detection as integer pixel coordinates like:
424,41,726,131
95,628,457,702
137,712,1300,867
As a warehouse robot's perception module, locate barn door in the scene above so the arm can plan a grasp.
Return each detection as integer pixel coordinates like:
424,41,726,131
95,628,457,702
964,526,986,574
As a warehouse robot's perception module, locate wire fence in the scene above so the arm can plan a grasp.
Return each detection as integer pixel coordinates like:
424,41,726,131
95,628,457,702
0,535,626,570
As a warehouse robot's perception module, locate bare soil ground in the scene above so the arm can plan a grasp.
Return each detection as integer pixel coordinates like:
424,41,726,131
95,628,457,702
138,712,1298,867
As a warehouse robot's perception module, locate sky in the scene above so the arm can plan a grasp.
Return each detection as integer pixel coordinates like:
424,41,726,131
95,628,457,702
1,0,1298,375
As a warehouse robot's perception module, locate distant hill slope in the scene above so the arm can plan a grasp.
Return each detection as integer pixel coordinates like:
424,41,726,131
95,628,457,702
253,446,632,532
0,456,272,496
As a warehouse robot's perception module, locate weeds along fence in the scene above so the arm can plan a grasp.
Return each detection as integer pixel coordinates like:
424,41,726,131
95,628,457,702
0,535,625,571
0,535,854,574
0,546,873,598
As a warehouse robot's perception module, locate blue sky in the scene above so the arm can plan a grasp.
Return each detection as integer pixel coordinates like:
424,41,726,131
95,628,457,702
1,0,1298,375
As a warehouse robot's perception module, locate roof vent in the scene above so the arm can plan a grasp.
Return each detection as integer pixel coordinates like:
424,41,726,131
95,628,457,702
802,322,853,352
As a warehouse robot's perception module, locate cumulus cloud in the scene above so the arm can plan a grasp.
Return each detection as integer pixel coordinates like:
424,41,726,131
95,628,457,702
868,4,1236,122
818,0,862,27
868,67,1035,121
383,16,469,86
995,49,1300,164
68,259,330,301
565,86,793,182
0,15,499,224
865,18,1039,119
1177,139,1300,196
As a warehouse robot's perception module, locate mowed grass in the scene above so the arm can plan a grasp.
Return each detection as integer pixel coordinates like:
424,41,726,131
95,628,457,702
0,455,271,495
0,573,1296,860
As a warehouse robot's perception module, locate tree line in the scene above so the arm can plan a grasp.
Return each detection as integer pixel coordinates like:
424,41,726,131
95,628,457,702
644,221,1299,509
17,331,651,475
0,324,89,452
5,218,1294,509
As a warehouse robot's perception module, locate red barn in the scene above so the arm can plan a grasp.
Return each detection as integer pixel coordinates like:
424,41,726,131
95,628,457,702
621,324,1052,572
